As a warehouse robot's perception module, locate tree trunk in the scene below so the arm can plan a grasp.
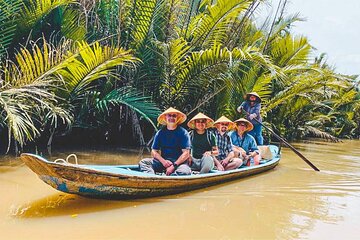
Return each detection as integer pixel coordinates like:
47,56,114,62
131,110,145,146
47,129,55,155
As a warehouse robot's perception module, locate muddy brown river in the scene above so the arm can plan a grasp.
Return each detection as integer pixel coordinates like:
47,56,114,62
1,140,359,239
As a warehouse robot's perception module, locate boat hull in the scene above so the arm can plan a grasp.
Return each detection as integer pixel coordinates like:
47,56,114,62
20,147,280,199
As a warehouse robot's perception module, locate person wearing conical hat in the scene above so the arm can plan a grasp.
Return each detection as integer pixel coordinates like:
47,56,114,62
187,113,220,173
139,107,191,175
213,116,243,170
236,92,264,145
229,118,261,166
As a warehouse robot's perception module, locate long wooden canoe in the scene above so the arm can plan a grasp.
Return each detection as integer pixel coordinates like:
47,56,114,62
20,145,280,199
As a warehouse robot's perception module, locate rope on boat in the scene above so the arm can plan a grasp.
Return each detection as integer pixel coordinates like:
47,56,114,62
54,154,78,165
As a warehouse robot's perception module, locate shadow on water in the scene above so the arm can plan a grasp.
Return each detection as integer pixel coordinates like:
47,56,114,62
10,193,163,218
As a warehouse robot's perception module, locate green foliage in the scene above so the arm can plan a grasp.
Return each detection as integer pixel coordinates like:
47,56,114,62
185,0,252,48
19,0,76,31
0,0,23,59
0,0,359,153
96,86,161,129
60,7,86,41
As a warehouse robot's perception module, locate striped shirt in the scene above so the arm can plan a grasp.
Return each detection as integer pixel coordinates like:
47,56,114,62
214,130,233,160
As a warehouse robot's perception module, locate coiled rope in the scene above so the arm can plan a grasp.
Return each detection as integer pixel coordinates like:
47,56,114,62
54,154,78,165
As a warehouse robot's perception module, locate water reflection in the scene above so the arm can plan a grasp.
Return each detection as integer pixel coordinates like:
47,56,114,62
10,193,157,218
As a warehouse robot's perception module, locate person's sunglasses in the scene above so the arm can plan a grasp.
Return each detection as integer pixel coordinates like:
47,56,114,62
220,123,229,126
167,114,177,118
195,119,207,124
237,123,246,127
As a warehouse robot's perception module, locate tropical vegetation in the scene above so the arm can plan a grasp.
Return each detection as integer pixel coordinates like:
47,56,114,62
0,0,359,154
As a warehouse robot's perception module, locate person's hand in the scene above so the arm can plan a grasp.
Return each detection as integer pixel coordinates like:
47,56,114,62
188,156,192,166
166,165,175,175
217,163,225,171
203,151,212,157
237,106,243,113
249,113,257,120
241,152,248,159
163,160,173,168
221,159,229,167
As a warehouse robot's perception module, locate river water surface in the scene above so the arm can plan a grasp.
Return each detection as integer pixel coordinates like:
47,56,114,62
1,140,360,239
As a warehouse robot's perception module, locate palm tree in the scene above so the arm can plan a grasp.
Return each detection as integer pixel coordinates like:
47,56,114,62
1,0,359,154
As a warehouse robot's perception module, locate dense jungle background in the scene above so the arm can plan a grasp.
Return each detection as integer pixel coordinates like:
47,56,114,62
0,0,359,155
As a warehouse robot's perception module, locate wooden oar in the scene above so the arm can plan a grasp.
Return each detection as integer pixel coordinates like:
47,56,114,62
242,109,320,171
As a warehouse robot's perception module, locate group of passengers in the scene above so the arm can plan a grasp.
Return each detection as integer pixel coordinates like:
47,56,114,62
139,92,263,176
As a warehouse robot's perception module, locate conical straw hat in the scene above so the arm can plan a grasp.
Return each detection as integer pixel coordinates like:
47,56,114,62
187,113,214,129
233,118,254,132
214,116,235,129
157,107,187,125
245,92,262,102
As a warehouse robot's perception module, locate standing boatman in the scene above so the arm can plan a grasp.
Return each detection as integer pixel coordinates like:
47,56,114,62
237,92,264,145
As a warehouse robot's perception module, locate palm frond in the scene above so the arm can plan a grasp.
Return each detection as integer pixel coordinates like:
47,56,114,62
0,0,23,59
0,79,58,148
186,0,252,48
19,0,76,30
57,41,139,99
270,35,311,67
3,37,70,87
304,125,339,142
96,86,161,129
61,7,87,41
44,104,73,132
128,0,158,50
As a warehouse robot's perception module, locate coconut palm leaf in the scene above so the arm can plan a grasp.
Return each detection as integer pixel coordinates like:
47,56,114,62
159,41,278,111
19,0,75,31
264,72,338,112
96,86,161,129
0,0,23,60
61,7,87,41
3,38,70,87
304,126,339,142
270,35,311,67
44,104,73,132
127,0,159,50
185,0,252,48
95,0,120,37
57,41,139,100
0,38,74,148
262,12,304,53
0,79,58,148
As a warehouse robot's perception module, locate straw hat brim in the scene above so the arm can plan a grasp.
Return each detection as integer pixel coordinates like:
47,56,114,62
157,107,187,125
234,118,254,132
187,113,214,129
214,116,235,130
246,92,262,103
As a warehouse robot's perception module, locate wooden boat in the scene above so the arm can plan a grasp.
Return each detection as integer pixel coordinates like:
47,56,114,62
20,145,280,199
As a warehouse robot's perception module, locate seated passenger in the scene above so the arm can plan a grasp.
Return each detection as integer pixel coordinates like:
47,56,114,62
213,116,243,170
188,113,222,173
139,107,191,175
229,118,261,166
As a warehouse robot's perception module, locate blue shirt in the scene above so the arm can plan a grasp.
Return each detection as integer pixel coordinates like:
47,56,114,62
152,126,191,161
229,131,259,154
239,101,262,125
